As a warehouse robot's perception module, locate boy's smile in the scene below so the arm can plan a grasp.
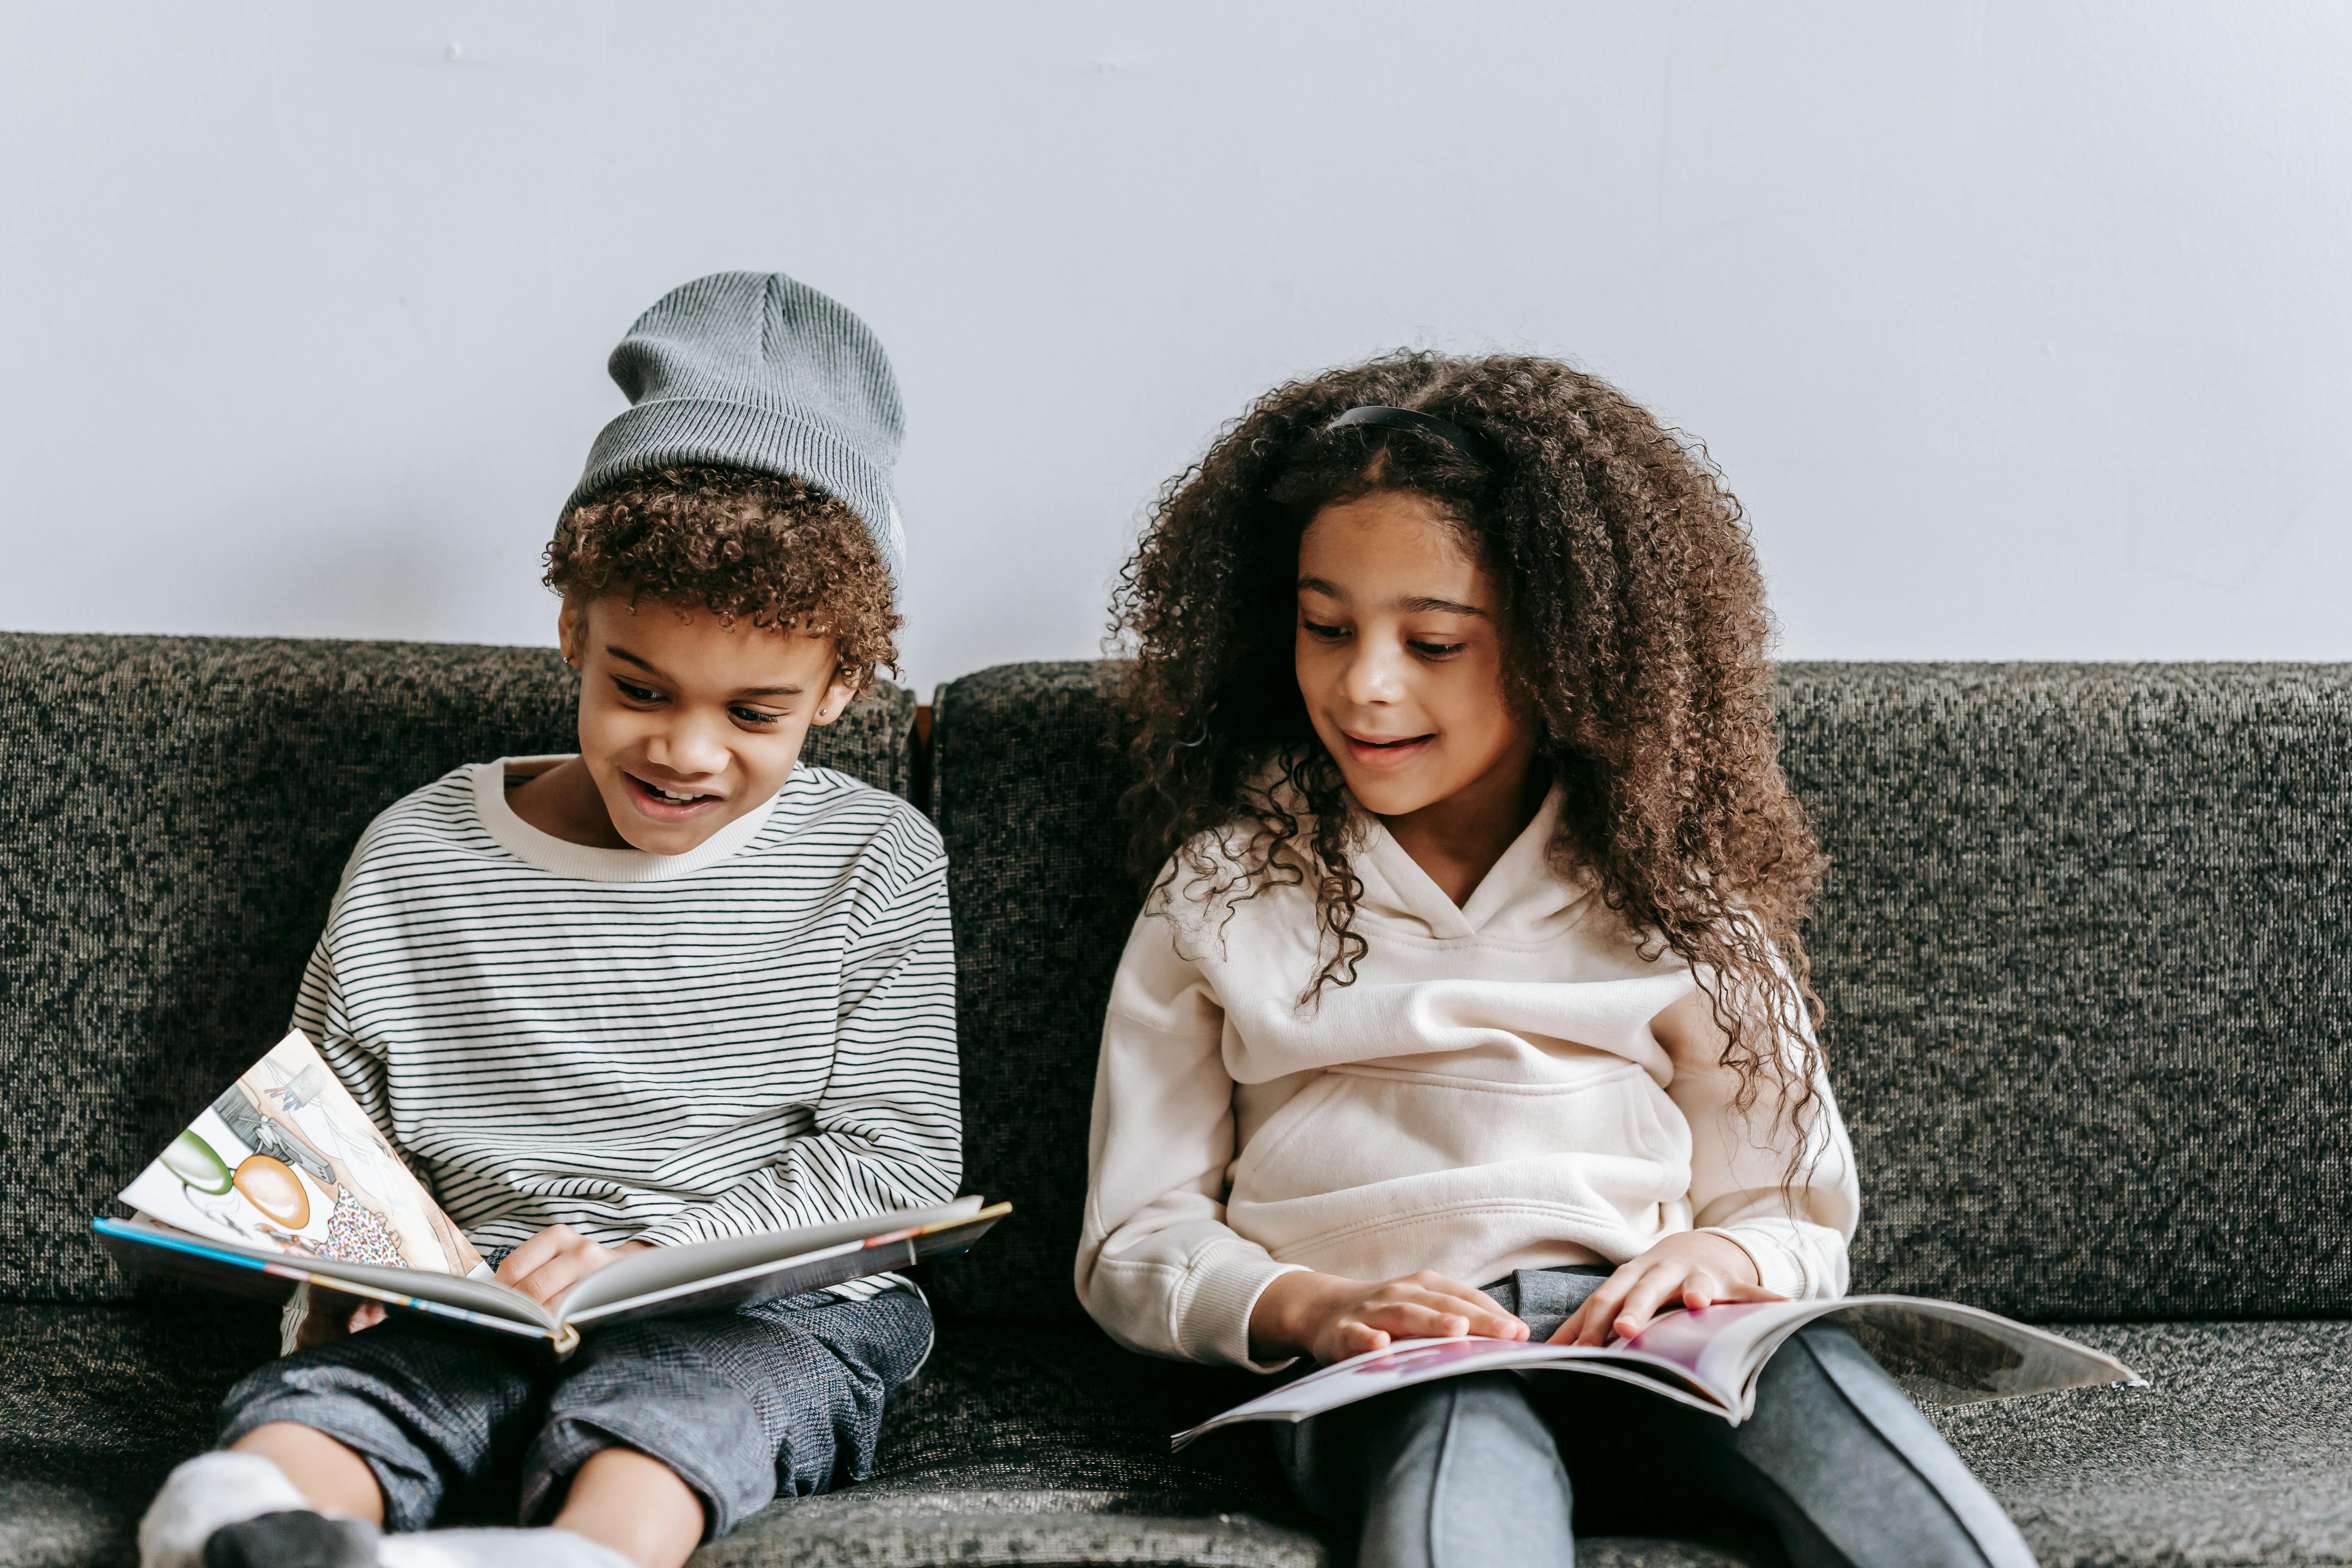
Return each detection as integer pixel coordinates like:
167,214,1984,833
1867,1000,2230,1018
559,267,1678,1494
509,594,859,855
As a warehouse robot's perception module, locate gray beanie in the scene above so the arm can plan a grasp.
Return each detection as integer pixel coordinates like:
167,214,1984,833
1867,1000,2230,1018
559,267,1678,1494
566,270,908,584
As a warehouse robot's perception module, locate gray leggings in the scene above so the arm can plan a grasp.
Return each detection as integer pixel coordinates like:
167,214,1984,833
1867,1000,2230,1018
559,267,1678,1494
1276,1267,2036,1568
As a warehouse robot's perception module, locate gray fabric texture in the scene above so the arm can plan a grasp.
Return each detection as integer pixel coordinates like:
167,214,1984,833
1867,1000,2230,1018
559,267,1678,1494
6,1309,2347,1568
7,648,2349,1566
925,659,2352,1325
0,632,916,1305
566,271,909,583
924,662,1142,1320
217,1289,932,1534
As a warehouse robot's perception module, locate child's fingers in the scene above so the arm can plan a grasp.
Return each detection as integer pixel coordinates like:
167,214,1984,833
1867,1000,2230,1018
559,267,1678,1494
1367,1299,1474,1339
1611,1266,1688,1338
348,1301,388,1333
494,1224,578,1286
1716,1279,1790,1303
1570,1268,1646,1345
1421,1279,1534,1345
1680,1269,1727,1310
1415,1273,1514,1314
509,1251,593,1305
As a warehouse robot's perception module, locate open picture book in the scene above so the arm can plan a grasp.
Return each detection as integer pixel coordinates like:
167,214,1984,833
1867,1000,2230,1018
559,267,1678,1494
1175,1294,2143,1446
96,1030,1008,1356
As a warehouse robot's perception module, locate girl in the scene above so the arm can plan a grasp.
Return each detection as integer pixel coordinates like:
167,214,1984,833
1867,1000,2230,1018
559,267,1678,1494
1076,353,2034,1568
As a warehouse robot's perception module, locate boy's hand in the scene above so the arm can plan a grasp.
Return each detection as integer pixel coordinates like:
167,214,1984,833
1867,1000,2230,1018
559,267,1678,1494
496,1225,651,1306
1551,1232,1786,1347
1250,1269,1527,1366
292,1289,388,1349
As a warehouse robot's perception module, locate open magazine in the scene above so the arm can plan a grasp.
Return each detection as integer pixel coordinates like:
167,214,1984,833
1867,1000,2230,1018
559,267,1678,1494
96,1031,1008,1357
1175,1295,2143,1446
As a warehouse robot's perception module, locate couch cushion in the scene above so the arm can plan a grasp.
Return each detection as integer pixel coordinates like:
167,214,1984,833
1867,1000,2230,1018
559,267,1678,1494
1938,1318,2352,1568
0,1304,281,1567
924,663,1140,1320
0,632,916,1304
1773,663,2352,1320
926,660,2352,1325
11,1308,2341,1568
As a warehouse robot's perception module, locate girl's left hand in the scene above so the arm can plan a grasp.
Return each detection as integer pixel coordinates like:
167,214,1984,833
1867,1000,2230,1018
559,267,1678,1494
1550,1232,1786,1346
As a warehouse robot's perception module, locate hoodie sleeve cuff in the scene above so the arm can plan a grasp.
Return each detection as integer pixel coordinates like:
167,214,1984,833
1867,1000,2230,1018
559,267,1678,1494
1696,1226,1810,1300
1183,1244,1310,1372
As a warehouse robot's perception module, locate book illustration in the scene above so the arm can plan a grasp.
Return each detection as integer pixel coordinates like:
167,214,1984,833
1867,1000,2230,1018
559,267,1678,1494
100,1030,1009,1356
119,1031,483,1277
1173,1294,2143,1446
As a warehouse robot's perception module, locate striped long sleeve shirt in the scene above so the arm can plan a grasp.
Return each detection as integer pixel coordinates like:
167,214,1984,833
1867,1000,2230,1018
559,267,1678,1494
290,756,961,1294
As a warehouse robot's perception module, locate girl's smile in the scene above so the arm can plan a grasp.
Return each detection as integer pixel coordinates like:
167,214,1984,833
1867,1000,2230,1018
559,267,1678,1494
1294,489,1540,904
1338,729,1438,769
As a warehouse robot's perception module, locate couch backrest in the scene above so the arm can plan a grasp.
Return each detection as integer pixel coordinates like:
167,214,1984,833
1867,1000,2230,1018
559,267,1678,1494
0,632,917,1303
926,659,2352,1325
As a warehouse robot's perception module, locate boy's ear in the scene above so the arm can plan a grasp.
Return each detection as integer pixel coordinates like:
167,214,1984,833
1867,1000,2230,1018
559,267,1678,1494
811,667,863,728
557,597,588,668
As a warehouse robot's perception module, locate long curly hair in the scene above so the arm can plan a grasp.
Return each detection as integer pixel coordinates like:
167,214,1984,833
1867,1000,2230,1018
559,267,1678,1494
1112,350,1827,1135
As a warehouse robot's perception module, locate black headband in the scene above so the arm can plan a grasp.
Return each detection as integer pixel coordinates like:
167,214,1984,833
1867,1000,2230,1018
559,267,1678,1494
1325,405,1498,470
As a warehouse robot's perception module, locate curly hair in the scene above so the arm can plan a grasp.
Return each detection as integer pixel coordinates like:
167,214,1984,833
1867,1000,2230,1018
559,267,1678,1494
1112,350,1827,1138
544,465,898,688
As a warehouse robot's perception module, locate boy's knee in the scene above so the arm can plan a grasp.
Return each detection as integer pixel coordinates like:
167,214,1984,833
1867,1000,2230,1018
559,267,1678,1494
530,1327,774,1534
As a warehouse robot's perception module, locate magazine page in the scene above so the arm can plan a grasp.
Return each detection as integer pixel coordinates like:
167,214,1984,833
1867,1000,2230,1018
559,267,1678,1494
1534,1295,2143,1421
117,1031,484,1278
1172,1294,2145,1446
1810,1298,2144,1414
1171,1334,1733,1450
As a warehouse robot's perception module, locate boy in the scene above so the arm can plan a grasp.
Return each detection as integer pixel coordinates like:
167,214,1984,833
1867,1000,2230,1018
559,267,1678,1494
138,273,958,1568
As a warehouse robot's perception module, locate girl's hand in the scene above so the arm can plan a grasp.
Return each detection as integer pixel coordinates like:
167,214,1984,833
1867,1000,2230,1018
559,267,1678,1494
495,1225,651,1306
1552,1233,1785,1346
1250,1269,1527,1365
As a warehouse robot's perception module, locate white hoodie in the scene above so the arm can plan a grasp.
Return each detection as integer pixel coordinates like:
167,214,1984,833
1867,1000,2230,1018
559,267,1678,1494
1074,789,1858,1369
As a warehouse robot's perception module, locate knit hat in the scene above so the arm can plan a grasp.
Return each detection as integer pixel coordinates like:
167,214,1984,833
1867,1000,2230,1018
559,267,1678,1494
566,271,909,584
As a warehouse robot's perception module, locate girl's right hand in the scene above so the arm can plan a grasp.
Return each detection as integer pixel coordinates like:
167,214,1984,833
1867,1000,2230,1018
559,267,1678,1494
1249,1269,1527,1365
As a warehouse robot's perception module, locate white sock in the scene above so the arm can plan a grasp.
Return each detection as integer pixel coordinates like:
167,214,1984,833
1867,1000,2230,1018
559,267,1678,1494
379,1529,637,1568
138,1451,312,1568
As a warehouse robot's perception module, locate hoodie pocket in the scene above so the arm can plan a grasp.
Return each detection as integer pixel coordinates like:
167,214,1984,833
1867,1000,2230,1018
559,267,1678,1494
1229,1061,1680,1208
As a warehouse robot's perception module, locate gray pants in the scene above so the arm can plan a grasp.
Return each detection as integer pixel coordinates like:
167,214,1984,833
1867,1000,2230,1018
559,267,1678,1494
217,1287,931,1539
1277,1267,2036,1568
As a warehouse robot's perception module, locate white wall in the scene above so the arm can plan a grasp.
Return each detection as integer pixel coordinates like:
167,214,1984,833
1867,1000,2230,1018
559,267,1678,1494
5,3,2347,694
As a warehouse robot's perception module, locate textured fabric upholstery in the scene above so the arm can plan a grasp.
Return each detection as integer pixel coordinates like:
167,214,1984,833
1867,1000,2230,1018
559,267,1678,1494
1774,663,2352,1319
7,644,2348,1567
927,660,2352,1325
0,632,916,1304
6,1309,2346,1568
925,662,1142,1320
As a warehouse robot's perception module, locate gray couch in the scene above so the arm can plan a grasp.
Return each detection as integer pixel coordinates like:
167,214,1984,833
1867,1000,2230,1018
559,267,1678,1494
1,632,2347,1568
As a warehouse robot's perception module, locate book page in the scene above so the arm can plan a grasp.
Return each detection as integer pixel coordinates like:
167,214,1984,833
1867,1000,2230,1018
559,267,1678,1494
553,1196,993,1320
118,1031,484,1277
562,1205,1008,1332
95,1216,553,1331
